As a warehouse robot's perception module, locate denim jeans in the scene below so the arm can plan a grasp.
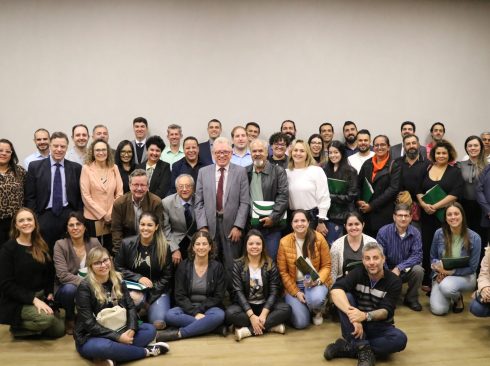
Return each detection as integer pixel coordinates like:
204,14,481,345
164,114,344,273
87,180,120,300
165,306,225,338
284,281,328,329
55,283,78,319
259,228,282,262
338,293,407,356
148,293,171,324
469,296,490,317
430,274,476,315
77,323,156,362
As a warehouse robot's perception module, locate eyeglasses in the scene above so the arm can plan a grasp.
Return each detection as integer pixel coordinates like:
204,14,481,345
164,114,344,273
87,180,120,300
67,222,83,228
0,150,12,155
215,151,231,156
273,143,287,148
373,143,388,148
93,258,111,267
178,184,192,189
120,150,133,155
395,214,411,219
131,183,148,188
95,149,107,153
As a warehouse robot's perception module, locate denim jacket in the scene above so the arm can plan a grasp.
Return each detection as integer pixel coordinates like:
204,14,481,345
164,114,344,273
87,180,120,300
430,228,481,276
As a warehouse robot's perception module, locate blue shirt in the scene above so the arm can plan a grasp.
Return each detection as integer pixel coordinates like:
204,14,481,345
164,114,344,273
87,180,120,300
376,223,422,272
231,149,252,167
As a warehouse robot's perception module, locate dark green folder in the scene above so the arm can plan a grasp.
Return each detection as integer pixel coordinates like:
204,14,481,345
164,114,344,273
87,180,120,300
295,256,320,282
361,177,374,202
442,256,470,270
328,178,348,195
421,184,447,222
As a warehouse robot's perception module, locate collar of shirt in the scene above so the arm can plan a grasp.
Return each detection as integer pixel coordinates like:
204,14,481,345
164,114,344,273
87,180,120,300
215,164,229,173
49,156,65,167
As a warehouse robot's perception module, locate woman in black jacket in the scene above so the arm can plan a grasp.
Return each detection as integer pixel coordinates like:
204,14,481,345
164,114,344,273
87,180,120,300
75,247,169,364
137,135,171,199
226,229,291,341
357,135,401,237
115,211,173,330
323,141,358,245
156,231,226,342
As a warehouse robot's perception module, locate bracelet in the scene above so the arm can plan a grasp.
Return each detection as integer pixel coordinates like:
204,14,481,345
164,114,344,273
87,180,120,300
248,313,254,318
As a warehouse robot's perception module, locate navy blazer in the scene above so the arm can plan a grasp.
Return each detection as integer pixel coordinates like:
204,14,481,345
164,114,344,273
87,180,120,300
198,140,213,166
24,157,82,214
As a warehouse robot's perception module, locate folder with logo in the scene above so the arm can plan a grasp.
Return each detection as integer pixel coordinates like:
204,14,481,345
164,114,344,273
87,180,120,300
251,200,287,228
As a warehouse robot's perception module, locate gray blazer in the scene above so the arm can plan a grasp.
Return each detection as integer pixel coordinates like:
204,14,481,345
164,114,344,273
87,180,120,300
162,193,196,252
194,163,250,239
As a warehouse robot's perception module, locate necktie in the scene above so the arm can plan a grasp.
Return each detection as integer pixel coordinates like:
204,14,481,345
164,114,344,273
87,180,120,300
137,143,143,148
184,202,193,229
216,167,225,212
52,163,63,216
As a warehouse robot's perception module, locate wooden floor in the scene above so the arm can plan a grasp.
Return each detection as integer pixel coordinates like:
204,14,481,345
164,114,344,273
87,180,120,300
1,291,489,366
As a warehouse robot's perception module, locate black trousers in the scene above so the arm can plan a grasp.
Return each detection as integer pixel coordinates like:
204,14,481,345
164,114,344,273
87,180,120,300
38,207,73,253
225,301,291,331
0,217,12,248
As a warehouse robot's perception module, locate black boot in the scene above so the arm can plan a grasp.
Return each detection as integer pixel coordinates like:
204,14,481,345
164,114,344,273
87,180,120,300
156,329,181,342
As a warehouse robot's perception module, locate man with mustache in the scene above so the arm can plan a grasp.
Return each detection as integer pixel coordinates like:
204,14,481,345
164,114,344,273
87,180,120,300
343,121,359,157
390,121,427,159
348,129,374,174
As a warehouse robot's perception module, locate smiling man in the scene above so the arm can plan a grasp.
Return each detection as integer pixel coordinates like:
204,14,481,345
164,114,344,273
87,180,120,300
325,242,407,366
66,124,90,165
343,121,359,157
24,128,50,170
25,131,83,250
161,124,184,168
230,126,252,167
169,136,206,195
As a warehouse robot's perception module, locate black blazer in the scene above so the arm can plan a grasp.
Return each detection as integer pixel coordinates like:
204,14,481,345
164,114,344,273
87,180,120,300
115,235,173,304
198,140,213,166
174,258,225,316
137,160,171,199
74,279,138,346
231,258,282,313
390,143,427,160
24,157,82,214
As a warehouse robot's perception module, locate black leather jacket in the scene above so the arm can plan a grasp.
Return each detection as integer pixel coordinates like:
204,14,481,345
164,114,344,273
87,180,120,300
174,259,225,316
115,235,173,304
231,258,282,312
74,279,138,346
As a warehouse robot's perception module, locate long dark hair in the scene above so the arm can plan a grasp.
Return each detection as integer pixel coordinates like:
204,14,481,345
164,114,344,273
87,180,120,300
64,211,90,242
464,135,487,175
241,229,272,270
187,231,217,260
441,202,470,256
0,138,21,177
291,210,317,259
324,140,350,176
115,140,136,172
138,211,168,268
10,208,50,263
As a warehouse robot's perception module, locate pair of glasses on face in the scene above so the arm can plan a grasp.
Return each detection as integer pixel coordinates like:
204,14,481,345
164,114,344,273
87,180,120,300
93,258,111,267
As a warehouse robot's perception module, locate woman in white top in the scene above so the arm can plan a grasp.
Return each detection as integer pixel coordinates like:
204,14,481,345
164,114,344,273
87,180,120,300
329,212,375,283
286,140,330,236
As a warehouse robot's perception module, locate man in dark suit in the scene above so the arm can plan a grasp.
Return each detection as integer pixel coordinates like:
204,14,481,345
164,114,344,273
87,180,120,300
111,169,163,254
390,121,427,159
24,131,82,251
195,137,249,282
162,174,197,266
198,118,222,166
131,116,149,165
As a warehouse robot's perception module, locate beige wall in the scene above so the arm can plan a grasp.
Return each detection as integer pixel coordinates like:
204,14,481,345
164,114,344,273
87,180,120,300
0,0,489,160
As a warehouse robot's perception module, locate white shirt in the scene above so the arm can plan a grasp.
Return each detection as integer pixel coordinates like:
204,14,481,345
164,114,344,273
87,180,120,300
348,151,375,173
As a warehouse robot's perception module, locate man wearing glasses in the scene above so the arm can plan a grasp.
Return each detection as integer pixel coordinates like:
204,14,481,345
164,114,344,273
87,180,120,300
111,169,163,254
268,132,290,169
195,137,250,284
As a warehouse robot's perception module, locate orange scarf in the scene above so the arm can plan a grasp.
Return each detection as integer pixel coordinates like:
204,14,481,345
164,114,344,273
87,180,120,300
371,154,390,181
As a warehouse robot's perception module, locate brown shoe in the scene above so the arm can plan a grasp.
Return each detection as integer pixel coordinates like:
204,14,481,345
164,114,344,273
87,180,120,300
65,319,75,335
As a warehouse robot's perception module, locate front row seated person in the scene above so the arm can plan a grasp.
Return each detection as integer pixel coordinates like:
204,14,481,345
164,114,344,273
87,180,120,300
470,246,490,317
75,247,169,364
324,242,407,366
430,202,481,315
226,229,292,341
53,211,102,335
277,209,332,329
115,212,173,330
376,204,424,311
0,208,64,338
156,231,226,342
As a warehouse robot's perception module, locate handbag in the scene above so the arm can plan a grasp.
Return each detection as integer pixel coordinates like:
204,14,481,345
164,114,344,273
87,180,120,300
95,305,127,332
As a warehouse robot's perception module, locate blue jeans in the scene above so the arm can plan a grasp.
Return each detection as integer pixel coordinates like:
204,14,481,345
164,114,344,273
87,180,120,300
338,293,407,356
165,306,225,338
260,228,282,262
430,274,476,315
469,296,490,317
284,282,328,329
326,221,343,247
148,294,171,324
77,323,156,362
55,283,77,319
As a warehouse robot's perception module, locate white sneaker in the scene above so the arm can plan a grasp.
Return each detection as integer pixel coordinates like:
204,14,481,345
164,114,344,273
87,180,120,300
312,311,324,325
93,360,114,366
269,323,286,334
234,327,252,341
146,342,170,356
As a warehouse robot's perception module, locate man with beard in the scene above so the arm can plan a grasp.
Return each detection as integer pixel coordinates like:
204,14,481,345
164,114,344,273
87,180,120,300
280,120,296,141
24,128,50,170
231,126,252,167
396,134,429,230
348,129,374,173
199,118,222,165
390,121,427,159
319,122,334,152
343,121,359,157
66,124,90,165
426,122,445,160
246,139,288,261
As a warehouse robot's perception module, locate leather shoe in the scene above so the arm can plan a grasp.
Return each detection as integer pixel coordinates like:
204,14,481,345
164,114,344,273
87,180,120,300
404,300,422,311
156,329,181,342
452,295,464,313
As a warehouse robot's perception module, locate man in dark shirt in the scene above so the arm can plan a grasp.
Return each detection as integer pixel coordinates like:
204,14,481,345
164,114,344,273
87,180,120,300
324,242,407,366
169,136,206,195
267,132,290,169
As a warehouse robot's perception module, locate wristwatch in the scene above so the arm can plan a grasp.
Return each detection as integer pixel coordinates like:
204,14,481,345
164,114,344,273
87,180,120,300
317,218,325,224
365,311,373,322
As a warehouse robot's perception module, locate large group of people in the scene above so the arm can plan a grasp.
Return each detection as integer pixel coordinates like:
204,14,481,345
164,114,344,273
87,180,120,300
1,117,489,366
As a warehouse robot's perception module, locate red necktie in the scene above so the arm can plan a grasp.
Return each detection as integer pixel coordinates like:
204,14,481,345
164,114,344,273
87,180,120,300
216,167,225,212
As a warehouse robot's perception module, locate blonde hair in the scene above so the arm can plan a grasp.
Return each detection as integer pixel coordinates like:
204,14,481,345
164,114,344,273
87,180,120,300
86,247,123,304
287,139,315,169
85,139,115,167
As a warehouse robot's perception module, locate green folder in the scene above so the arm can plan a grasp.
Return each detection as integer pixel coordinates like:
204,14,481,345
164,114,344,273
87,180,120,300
295,256,320,282
251,200,287,228
328,178,348,195
421,184,447,222
442,256,470,270
361,177,374,202
124,280,147,291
